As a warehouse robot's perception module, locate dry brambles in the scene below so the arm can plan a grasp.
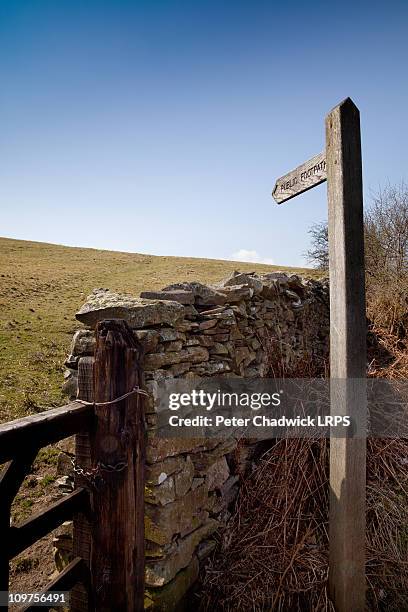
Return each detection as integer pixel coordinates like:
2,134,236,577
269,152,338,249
197,334,408,612
198,436,408,612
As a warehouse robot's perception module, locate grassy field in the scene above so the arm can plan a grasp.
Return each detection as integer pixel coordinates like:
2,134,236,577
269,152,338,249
0,236,318,423
0,236,319,591
2,237,406,602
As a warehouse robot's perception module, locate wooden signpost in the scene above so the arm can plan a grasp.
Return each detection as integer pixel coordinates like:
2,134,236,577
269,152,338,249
272,151,327,204
272,98,367,612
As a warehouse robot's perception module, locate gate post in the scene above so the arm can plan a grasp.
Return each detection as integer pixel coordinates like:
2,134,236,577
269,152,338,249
87,319,145,611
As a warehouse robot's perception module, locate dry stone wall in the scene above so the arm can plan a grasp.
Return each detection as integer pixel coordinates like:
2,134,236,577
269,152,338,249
62,271,329,610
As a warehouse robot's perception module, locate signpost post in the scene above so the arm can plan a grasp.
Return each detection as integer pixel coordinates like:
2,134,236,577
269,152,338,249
272,97,366,612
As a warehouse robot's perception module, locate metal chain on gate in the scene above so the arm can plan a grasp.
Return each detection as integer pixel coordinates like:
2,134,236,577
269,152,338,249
60,449,103,489
60,385,149,489
60,450,130,490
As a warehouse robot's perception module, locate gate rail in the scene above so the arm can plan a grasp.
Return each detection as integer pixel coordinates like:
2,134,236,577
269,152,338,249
0,319,145,611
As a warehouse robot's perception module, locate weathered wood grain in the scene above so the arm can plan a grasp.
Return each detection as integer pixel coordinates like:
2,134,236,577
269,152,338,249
71,356,95,612
272,151,326,204
90,319,145,612
0,450,39,510
0,402,94,464
0,399,92,594
1,448,39,590
20,557,90,612
326,97,366,612
8,488,90,559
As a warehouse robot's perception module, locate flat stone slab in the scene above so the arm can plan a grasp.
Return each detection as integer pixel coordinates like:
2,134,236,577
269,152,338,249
69,329,96,356
219,271,264,294
144,346,209,370
146,437,219,465
140,290,194,305
162,282,228,306
145,519,218,586
145,556,199,611
76,289,185,329
145,483,208,545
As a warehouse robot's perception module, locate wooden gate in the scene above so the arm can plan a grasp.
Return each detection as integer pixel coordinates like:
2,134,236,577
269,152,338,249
0,319,146,612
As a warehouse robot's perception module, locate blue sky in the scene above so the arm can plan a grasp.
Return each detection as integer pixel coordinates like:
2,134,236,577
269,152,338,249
1,0,407,267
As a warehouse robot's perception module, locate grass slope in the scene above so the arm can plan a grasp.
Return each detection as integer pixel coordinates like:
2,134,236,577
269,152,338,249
0,236,318,422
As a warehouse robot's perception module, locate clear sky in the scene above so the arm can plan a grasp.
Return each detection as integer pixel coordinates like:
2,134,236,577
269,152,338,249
1,0,407,267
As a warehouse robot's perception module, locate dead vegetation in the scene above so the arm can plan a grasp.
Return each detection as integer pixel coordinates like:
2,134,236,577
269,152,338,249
199,437,332,612
197,319,408,611
198,433,408,612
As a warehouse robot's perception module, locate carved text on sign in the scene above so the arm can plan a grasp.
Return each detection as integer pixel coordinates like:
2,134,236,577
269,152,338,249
272,152,327,204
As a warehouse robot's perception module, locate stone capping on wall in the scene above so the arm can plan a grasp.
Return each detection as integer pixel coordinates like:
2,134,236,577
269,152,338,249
60,270,329,611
